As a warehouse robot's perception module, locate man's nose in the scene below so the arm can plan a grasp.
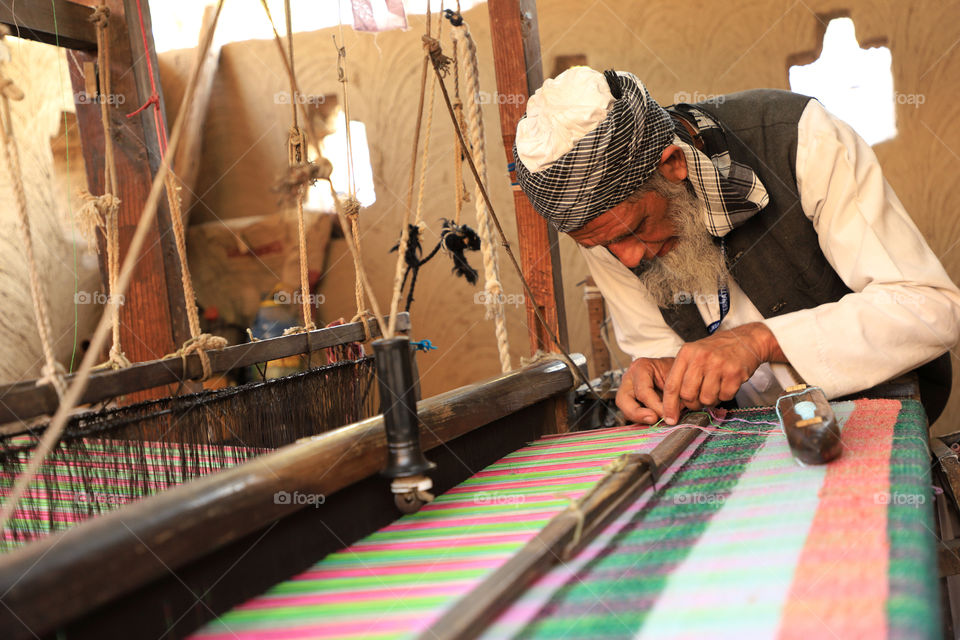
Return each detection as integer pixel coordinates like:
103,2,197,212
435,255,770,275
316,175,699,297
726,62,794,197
609,239,660,267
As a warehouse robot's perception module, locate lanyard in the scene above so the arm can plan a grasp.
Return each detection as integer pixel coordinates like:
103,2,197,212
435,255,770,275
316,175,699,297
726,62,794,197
706,284,730,335
706,240,729,335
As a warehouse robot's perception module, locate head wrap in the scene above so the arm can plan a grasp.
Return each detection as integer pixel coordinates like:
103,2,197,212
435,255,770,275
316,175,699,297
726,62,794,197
513,67,674,233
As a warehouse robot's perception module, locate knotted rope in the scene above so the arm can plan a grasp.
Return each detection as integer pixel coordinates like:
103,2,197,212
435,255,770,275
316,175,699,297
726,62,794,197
451,19,511,372
163,171,227,379
0,28,65,397
76,2,130,370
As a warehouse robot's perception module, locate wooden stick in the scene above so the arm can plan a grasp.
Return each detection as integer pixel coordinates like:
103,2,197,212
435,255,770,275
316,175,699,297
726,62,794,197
0,313,409,428
419,414,708,640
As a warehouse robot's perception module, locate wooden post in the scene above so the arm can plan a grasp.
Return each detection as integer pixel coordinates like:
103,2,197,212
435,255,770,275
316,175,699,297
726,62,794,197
488,0,570,433
487,0,568,355
583,276,611,377
67,0,189,400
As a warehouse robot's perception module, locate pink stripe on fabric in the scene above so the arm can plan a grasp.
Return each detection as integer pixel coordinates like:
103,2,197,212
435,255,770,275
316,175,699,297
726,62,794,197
777,399,898,640
240,580,478,610
349,531,532,552
297,556,502,580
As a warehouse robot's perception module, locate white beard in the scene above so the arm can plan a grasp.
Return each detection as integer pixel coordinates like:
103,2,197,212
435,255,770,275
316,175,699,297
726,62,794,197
631,176,729,307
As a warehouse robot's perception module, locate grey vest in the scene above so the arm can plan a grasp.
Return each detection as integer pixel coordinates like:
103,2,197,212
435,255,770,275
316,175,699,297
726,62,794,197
660,90,950,419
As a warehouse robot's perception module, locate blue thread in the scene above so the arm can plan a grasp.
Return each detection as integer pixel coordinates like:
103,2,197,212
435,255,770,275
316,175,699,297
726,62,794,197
411,339,437,352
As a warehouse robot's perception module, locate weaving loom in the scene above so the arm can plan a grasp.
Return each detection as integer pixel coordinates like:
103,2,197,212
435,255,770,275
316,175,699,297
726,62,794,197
0,356,376,550
191,398,938,639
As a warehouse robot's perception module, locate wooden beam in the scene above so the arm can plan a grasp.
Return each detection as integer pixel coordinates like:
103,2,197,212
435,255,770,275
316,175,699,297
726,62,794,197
0,356,580,638
68,0,190,405
0,1,97,51
487,0,568,356
0,313,409,427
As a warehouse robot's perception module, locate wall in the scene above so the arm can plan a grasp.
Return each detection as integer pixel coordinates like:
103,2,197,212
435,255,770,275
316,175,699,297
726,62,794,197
0,38,99,388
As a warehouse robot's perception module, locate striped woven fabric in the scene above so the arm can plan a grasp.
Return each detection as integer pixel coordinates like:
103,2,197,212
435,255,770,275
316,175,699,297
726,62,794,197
0,438,262,550
192,398,937,639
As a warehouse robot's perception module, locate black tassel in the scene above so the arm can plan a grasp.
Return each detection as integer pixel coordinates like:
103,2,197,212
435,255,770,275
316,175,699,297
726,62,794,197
440,219,481,285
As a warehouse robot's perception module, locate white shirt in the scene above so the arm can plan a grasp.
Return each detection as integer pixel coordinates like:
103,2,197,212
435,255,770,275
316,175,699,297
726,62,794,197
581,100,960,404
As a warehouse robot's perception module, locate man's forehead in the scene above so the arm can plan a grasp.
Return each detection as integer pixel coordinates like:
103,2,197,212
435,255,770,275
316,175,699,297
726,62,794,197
569,206,642,245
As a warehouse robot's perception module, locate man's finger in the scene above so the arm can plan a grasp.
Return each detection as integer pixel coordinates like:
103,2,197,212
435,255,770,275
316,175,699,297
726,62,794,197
699,372,722,407
616,386,659,424
632,366,665,418
662,356,690,425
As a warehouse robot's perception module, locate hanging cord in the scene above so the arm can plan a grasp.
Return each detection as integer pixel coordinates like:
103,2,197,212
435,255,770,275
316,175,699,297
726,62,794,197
391,8,443,314
329,181,386,337
76,3,129,370
420,36,614,410
449,15,511,373
387,1,434,340
279,0,315,334
125,0,167,153
0,1,226,536
334,8,369,332
446,5,469,225
0,27,65,397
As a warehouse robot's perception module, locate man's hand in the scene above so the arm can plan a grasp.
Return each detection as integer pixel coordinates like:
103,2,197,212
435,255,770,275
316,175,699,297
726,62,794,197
616,322,785,425
617,357,675,424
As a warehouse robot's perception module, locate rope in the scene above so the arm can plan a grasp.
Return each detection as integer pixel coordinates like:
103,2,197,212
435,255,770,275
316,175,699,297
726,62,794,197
77,2,129,370
0,0,226,536
329,181,385,338
451,20,511,373
387,2,433,340
163,170,227,378
334,7,367,327
0,27,65,397
447,5,468,224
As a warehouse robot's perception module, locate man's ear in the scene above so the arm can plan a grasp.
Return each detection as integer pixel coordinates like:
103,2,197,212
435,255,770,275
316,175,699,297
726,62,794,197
657,144,687,183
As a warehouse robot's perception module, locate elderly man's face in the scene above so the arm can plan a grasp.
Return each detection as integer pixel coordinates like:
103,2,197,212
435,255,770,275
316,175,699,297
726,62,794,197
567,190,678,268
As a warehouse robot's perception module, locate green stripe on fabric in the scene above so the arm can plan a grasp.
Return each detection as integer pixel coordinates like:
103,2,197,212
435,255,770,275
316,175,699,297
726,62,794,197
886,399,939,639
516,428,770,639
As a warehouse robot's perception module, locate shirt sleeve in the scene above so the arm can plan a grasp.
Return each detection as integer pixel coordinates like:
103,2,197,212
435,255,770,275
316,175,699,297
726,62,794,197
579,244,684,359
763,99,960,398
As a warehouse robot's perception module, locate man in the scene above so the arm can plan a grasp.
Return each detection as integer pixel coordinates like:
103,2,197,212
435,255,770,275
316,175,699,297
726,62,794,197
513,66,960,425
